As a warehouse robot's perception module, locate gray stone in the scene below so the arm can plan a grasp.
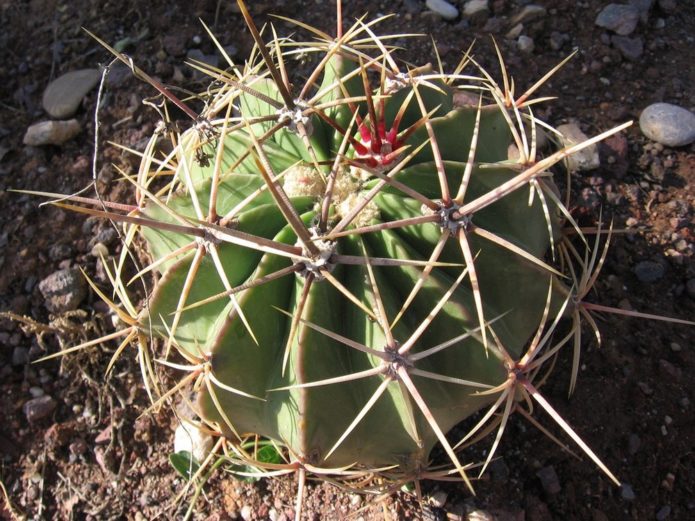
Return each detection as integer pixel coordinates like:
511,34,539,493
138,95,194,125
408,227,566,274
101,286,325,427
536,465,561,495
620,483,636,501
23,395,57,423
186,49,219,70
38,268,88,313
517,35,535,54
639,103,695,147
633,260,665,283
656,505,671,521
426,0,459,20
595,4,640,35
611,35,644,61
42,69,101,119
11,346,29,366
509,4,547,27
629,0,654,23
23,119,81,146
557,122,600,171
550,31,569,51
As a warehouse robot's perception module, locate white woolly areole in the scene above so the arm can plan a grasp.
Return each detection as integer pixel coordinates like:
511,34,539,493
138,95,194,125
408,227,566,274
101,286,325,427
174,423,213,462
283,165,326,198
283,166,380,228
332,170,380,228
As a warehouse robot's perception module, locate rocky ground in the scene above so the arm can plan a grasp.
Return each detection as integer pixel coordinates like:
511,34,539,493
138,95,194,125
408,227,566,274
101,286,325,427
1,1,694,520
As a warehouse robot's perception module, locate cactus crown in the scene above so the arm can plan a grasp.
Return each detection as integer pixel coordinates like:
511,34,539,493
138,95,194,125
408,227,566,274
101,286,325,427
21,0,694,517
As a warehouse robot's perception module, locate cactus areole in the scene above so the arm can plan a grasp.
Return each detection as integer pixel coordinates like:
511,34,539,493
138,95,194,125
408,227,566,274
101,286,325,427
44,1,650,498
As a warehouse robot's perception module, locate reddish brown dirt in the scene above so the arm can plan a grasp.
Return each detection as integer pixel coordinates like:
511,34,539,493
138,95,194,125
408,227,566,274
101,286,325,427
1,1,694,520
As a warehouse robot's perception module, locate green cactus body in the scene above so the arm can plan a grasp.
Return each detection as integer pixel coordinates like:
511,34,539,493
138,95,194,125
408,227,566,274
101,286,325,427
139,48,569,473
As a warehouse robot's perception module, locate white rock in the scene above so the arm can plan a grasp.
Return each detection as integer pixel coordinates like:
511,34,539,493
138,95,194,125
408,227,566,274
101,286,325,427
557,122,600,171
42,69,101,119
174,423,213,462
639,103,695,147
517,35,535,54
426,0,459,20
23,119,81,146
463,0,489,19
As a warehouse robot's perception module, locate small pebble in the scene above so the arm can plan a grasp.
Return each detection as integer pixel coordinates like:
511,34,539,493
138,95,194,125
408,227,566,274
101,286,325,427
549,31,568,51
23,119,81,146
505,23,523,40
42,69,101,119
640,103,695,147
429,490,448,508
628,433,641,455
621,483,636,501
656,505,671,521
463,0,489,23
23,395,57,423
633,260,665,283
517,35,535,54
536,465,561,495
595,3,640,35
174,423,213,462
629,0,654,21
29,386,44,398
38,268,88,313
557,122,600,171
661,472,675,491
611,35,644,61
637,381,653,395
11,346,30,366
90,242,109,258
426,0,459,20
509,4,547,26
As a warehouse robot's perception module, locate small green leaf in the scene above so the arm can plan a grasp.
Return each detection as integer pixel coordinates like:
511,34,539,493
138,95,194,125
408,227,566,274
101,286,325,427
169,450,201,480
255,444,282,464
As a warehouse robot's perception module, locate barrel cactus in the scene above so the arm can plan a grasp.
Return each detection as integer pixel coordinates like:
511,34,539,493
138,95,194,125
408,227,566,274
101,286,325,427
31,0,694,515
